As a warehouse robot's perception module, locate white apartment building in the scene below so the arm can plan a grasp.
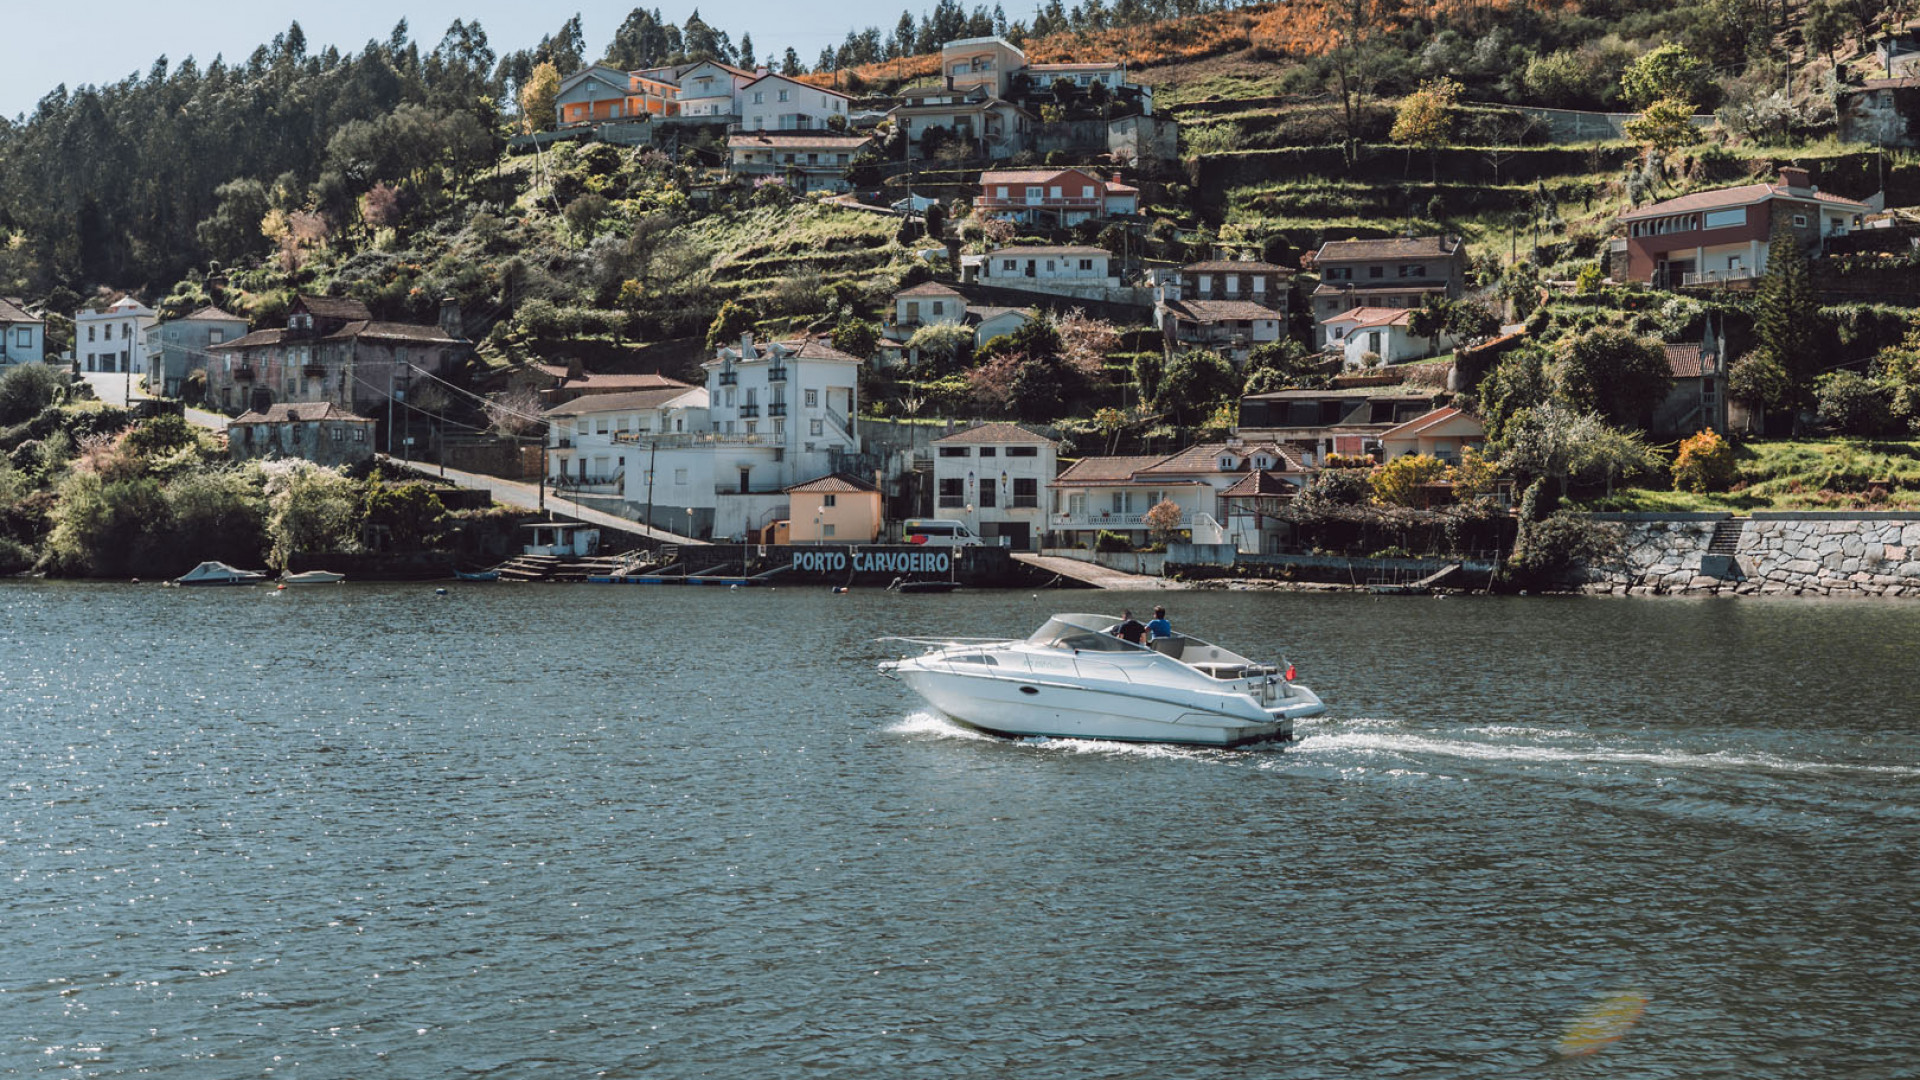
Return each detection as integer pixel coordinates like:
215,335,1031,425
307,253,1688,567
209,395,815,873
74,296,156,374
611,334,863,540
930,422,1058,550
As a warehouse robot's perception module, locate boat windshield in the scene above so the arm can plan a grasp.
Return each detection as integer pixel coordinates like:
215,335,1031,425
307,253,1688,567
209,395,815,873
1025,614,1142,653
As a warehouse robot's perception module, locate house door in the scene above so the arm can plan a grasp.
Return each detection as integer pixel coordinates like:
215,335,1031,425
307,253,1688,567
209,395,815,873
999,522,1030,549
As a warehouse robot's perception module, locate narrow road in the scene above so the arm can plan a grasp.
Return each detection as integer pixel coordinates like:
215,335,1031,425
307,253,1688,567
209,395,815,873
377,455,706,546
1013,552,1181,590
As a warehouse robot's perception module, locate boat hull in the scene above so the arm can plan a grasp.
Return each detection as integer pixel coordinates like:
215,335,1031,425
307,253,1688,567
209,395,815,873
282,571,344,585
896,666,1294,748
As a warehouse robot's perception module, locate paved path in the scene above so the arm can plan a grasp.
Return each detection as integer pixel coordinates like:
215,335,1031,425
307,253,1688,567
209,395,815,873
1013,552,1181,590
378,456,706,546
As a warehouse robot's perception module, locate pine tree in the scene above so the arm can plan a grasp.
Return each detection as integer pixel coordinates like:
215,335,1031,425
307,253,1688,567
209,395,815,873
1754,218,1820,407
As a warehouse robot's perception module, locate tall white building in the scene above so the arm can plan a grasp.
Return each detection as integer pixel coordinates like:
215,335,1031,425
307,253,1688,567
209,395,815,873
612,334,864,540
74,296,156,374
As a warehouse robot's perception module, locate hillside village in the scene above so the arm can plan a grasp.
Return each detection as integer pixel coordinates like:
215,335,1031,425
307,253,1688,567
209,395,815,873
6,0,1920,585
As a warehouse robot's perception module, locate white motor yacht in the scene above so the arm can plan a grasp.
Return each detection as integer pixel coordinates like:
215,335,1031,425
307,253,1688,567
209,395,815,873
879,613,1326,748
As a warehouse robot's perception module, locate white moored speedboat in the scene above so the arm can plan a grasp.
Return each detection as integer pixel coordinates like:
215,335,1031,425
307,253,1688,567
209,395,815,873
879,613,1326,748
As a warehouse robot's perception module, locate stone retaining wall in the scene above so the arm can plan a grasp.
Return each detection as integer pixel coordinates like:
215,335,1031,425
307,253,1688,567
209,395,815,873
1584,513,1920,598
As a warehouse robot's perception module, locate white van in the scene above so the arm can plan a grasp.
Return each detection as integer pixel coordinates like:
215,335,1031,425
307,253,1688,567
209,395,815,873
904,519,985,548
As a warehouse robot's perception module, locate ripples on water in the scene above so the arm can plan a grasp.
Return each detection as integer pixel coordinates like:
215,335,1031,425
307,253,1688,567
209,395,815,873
3,582,1917,1077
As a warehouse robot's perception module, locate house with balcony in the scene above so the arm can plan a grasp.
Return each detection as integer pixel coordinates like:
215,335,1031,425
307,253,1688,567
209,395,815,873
931,422,1058,550
975,167,1138,226
75,295,157,375
554,64,681,127
890,82,1033,160
145,304,248,398
228,402,377,467
1616,168,1869,288
1047,441,1305,548
785,473,883,543
0,297,44,365
727,131,872,192
608,333,862,540
1154,258,1291,362
1309,236,1467,345
674,59,756,117
206,295,469,419
1323,307,1453,368
543,385,711,495
1237,381,1450,464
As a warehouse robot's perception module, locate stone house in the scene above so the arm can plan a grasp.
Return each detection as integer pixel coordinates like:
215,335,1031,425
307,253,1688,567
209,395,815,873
228,402,376,467
206,294,469,423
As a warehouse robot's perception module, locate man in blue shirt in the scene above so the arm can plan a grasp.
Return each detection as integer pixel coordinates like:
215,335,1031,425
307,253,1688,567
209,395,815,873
1145,605,1172,640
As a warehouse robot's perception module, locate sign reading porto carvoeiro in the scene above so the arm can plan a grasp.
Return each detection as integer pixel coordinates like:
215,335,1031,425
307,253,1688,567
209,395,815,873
790,547,954,575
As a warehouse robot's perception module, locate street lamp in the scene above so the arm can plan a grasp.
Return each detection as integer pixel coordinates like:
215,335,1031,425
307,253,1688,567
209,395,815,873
685,507,694,539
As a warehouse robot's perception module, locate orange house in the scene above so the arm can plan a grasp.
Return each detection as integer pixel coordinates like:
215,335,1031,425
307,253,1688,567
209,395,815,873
556,65,680,127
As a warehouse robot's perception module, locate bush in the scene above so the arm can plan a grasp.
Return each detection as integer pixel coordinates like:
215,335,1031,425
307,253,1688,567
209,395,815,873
1507,510,1620,588
1094,530,1134,552
0,535,33,575
0,364,67,426
1671,429,1737,493
1813,372,1893,437
1372,454,1448,507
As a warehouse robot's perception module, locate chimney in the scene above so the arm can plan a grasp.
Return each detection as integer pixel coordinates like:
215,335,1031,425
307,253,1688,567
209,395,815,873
739,331,755,357
438,297,463,339
1780,167,1812,192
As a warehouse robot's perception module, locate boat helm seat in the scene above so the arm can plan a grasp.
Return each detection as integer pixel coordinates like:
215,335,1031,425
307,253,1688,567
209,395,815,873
1151,636,1187,659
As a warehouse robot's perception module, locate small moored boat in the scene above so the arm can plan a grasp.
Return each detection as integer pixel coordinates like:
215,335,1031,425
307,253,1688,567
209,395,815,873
174,561,269,587
879,613,1326,748
453,568,500,582
281,570,345,585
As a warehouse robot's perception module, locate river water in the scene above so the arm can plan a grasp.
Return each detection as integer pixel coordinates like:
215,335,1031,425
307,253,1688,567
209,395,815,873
3,581,1916,1077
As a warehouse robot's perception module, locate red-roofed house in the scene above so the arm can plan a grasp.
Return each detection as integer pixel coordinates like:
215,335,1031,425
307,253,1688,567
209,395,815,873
785,472,882,543
1618,168,1870,288
1378,407,1486,464
1047,441,1306,547
1651,318,1732,438
1323,307,1453,367
975,167,1139,225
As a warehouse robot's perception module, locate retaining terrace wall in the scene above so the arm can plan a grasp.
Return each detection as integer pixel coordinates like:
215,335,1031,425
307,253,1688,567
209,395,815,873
1584,513,1920,598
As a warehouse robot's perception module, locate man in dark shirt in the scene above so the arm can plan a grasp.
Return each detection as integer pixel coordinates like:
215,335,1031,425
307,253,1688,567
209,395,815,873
1112,609,1148,644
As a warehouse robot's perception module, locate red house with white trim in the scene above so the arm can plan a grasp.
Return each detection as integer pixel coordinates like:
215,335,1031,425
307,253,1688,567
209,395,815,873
1617,168,1869,288
975,167,1138,225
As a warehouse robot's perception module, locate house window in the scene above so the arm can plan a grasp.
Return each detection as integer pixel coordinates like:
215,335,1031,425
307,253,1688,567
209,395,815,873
88,325,96,342
209,329,223,344
979,478,996,507
978,447,996,457
746,421,757,434
1025,186,1042,202
674,467,689,484
822,523,836,537
1049,186,1062,198
1369,266,1384,278
804,389,818,407
996,185,1008,198
938,477,965,507
810,419,824,436
1079,259,1093,271
778,89,790,102
931,301,945,316
1002,260,1017,271
823,494,838,507
1006,446,1038,457
1081,185,1094,198
353,427,365,442
1013,478,1038,507
939,446,969,457
1792,214,1808,227
753,91,765,104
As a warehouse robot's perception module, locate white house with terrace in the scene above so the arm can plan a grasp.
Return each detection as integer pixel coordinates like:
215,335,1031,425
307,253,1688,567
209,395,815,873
543,385,711,495
931,422,1058,550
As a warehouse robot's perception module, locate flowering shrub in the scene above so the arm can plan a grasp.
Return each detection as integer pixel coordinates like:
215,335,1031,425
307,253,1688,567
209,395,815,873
1671,429,1736,493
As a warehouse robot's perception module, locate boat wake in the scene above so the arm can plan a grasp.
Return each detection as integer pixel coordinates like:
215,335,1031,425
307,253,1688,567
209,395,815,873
1291,718,1920,778
887,711,1268,761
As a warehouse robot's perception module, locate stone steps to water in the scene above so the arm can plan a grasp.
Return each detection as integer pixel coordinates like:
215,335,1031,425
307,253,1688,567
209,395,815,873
1707,519,1747,555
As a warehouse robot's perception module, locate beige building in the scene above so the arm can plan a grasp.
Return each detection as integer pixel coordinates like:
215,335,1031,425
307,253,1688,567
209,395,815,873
785,473,883,543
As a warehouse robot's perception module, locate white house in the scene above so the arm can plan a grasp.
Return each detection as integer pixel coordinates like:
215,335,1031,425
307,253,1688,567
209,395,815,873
738,73,849,131
972,245,1120,300
674,60,754,117
0,297,44,365
615,334,863,540
1048,441,1306,547
144,304,249,397
74,296,156,374
1324,307,1453,368
544,385,711,495
727,131,872,193
931,422,1058,550
1156,300,1284,364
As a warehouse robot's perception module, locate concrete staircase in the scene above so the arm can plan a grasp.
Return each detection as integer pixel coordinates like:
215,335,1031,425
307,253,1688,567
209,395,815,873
1700,519,1747,579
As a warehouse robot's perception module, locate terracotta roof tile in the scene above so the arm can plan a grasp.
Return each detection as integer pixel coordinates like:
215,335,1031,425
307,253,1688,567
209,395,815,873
1182,259,1291,274
1221,470,1301,498
232,402,372,423
895,281,965,297
1051,454,1166,485
1164,299,1284,323
933,422,1056,446
293,295,372,322
1617,181,1870,222
1316,236,1462,261
785,471,879,494
541,387,705,416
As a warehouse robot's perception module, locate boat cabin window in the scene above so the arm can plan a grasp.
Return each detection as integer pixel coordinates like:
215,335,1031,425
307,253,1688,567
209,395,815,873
1026,617,1141,653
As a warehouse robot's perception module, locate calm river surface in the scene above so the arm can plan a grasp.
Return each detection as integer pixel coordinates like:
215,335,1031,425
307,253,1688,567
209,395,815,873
3,581,1917,1077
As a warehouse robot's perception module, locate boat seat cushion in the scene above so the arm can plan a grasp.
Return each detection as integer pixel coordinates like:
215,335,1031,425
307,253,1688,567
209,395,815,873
1151,637,1187,659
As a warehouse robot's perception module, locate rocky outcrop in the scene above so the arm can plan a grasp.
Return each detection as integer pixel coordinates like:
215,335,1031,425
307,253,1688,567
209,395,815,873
1583,513,1920,598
